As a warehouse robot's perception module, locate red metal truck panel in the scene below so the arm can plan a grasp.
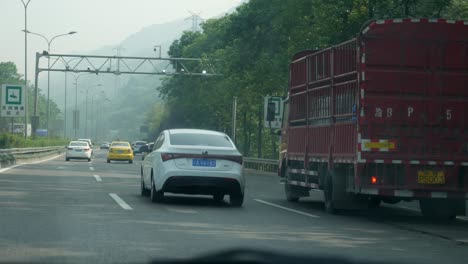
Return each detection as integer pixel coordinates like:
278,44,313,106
360,19,468,165
287,19,468,197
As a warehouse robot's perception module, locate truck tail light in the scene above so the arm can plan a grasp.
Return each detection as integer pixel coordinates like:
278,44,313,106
109,148,113,153
127,149,131,153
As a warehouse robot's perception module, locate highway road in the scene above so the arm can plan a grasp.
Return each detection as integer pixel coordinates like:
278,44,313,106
1,150,468,263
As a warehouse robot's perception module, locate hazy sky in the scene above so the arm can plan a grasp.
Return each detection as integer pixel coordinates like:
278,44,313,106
1,0,242,81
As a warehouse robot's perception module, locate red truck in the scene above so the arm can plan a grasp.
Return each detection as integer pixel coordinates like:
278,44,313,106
278,18,468,219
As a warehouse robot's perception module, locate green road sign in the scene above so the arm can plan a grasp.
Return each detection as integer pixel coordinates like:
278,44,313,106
1,84,25,117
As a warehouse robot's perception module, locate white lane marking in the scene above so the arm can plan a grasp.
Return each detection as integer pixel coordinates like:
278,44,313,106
109,193,132,210
166,207,198,214
254,199,320,218
396,205,420,212
93,175,102,182
0,154,64,174
89,167,94,171
457,216,468,222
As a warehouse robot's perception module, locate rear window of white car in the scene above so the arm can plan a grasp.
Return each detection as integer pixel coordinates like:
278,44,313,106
169,133,233,148
70,142,88,147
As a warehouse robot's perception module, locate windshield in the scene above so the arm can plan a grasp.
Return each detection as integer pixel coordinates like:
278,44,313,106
170,133,233,148
69,142,88,147
1,1,467,263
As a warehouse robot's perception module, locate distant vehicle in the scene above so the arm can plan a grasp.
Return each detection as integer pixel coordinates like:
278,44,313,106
278,19,468,220
107,141,134,163
140,142,154,160
132,141,147,154
100,142,110,150
77,138,94,155
140,129,245,206
66,141,92,162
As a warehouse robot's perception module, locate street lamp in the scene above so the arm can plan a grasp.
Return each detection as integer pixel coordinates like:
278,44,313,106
19,0,31,138
70,73,92,138
91,91,105,139
80,84,101,137
63,58,81,138
23,29,77,136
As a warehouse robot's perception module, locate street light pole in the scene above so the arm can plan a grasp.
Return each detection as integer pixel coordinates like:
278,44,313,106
80,84,101,138
23,30,77,137
91,91,105,139
70,73,91,138
20,0,31,138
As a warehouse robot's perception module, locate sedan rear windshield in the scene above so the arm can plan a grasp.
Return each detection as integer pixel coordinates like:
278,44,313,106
70,142,88,147
169,133,233,148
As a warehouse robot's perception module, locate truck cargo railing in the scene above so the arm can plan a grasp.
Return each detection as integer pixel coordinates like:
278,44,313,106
244,158,278,173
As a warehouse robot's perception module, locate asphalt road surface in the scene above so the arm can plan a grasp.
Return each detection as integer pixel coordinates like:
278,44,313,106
1,150,468,263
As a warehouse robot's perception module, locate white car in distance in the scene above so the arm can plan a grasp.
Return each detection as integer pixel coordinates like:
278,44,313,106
66,141,92,162
141,129,245,206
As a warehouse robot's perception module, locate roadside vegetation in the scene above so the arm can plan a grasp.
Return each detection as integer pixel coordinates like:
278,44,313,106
147,0,468,158
0,134,68,149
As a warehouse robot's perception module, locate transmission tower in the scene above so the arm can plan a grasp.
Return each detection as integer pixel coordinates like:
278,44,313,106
185,11,203,31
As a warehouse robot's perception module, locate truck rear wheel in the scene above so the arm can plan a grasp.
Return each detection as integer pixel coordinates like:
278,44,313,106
419,199,464,221
283,167,306,202
324,172,337,214
285,183,300,202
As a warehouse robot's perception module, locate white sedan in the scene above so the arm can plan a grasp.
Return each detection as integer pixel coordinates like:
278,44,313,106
141,129,245,206
66,141,92,161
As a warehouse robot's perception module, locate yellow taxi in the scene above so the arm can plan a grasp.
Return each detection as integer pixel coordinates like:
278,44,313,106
107,141,134,163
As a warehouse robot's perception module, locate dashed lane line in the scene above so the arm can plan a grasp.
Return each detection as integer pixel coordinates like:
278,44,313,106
89,167,95,171
93,175,102,182
109,193,132,210
254,199,320,218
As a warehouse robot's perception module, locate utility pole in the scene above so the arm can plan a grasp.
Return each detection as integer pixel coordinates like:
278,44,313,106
20,0,31,138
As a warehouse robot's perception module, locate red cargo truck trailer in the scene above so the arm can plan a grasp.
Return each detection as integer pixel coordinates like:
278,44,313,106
278,18,468,219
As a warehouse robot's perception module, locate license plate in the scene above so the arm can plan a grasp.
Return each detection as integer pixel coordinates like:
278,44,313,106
118,150,124,154
417,170,445,184
75,149,82,152
192,159,216,167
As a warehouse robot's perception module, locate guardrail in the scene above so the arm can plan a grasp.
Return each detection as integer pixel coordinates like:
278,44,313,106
244,157,278,173
0,146,65,168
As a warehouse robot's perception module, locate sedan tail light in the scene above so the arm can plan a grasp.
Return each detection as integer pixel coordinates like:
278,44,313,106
226,156,243,165
84,148,90,152
161,152,243,164
67,147,74,150
109,148,113,153
161,153,177,162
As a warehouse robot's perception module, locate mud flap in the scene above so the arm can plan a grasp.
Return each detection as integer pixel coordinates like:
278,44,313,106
327,169,368,211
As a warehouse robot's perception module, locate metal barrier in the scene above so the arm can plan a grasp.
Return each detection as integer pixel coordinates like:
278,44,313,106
244,157,278,173
0,146,65,168
0,146,65,155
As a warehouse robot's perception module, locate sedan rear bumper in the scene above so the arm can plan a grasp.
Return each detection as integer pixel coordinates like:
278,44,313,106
162,176,243,196
107,154,133,160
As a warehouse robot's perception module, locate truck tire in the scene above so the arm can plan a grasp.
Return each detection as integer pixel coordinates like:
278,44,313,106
283,167,304,202
419,199,464,220
324,172,337,214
